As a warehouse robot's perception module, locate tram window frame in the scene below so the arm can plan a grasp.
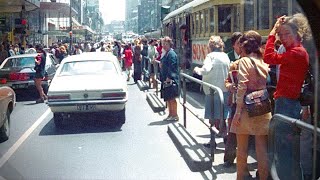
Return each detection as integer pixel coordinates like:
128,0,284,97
191,15,195,36
209,7,214,33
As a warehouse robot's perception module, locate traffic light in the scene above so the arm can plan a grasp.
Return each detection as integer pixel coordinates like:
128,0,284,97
7,32,12,42
14,28,26,35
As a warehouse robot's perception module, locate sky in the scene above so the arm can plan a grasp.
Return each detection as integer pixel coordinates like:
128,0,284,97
100,0,126,24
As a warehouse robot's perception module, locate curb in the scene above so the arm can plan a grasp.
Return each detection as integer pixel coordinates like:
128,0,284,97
146,92,166,112
137,80,149,91
167,122,212,172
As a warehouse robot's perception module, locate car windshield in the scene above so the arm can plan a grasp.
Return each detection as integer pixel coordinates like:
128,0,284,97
2,57,35,69
59,60,117,76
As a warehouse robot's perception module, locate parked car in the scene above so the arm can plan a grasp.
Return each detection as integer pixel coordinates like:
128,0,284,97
0,86,15,142
0,53,58,94
47,52,128,128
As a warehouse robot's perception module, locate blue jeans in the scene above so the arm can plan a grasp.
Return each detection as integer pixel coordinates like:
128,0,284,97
273,97,303,180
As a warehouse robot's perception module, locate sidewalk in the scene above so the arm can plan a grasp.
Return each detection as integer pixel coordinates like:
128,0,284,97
143,86,259,179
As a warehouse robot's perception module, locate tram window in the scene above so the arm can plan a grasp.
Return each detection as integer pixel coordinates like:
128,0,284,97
244,0,254,31
196,12,199,35
191,15,195,35
272,0,288,24
218,6,231,32
292,0,303,14
204,9,209,33
257,0,269,29
199,12,203,34
210,8,214,33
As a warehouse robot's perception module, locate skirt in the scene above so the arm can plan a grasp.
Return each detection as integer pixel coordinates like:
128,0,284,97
230,109,271,135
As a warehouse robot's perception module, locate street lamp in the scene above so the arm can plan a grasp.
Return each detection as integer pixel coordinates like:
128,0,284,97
69,0,73,55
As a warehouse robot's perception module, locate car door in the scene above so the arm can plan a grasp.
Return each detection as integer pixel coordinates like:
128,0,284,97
45,55,57,80
0,89,7,126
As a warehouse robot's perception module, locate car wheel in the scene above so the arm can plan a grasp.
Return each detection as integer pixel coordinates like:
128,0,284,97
53,113,63,128
0,109,10,142
118,108,125,124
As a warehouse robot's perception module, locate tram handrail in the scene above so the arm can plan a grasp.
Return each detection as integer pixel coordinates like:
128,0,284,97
180,72,225,161
269,113,320,180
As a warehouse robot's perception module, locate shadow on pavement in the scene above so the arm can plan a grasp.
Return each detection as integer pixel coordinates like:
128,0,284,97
15,90,39,102
148,120,175,126
39,114,122,136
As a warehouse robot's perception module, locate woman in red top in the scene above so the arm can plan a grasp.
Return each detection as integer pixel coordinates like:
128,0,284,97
124,44,133,81
263,13,311,180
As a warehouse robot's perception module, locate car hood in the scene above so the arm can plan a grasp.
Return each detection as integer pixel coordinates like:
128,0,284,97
49,74,127,92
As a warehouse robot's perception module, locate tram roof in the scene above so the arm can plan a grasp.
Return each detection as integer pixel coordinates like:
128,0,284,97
163,0,209,22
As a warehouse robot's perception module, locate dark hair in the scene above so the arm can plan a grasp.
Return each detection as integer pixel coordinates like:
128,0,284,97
230,32,243,46
239,30,262,57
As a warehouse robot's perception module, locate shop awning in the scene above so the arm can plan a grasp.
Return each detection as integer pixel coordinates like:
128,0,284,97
0,0,40,12
40,1,77,17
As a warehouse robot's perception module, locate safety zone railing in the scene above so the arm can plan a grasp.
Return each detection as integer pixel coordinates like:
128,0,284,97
269,114,320,180
180,72,225,161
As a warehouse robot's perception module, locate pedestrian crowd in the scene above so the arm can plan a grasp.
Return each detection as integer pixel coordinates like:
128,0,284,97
0,12,317,179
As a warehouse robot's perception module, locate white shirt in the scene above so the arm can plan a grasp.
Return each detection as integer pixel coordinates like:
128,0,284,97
194,52,230,94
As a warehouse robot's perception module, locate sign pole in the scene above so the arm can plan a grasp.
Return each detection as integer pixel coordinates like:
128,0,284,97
69,0,73,55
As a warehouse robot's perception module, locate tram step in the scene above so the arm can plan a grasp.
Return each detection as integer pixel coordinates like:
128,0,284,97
146,93,166,112
137,80,149,91
168,122,212,172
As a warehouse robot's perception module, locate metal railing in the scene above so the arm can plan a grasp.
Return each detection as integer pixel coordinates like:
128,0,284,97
269,114,320,180
180,72,225,161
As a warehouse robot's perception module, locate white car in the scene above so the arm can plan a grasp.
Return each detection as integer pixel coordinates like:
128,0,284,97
47,52,128,127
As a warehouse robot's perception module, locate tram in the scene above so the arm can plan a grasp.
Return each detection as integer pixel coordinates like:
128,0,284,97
162,0,311,75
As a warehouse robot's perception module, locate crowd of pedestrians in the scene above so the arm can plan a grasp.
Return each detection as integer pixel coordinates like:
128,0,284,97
1,12,316,179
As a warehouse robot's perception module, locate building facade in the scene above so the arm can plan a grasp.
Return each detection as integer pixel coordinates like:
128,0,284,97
125,0,139,33
137,0,162,34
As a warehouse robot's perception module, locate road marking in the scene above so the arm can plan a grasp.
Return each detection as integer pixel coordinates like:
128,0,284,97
0,108,51,168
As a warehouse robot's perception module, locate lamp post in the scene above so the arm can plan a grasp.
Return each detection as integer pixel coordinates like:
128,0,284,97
69,0,73,55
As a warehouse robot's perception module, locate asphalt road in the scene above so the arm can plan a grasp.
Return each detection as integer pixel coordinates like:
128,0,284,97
0,80,216,180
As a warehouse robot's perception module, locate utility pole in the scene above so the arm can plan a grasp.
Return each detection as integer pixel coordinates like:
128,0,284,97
69,0,73,55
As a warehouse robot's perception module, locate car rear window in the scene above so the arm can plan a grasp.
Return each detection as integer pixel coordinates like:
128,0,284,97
59,60,117,76
2,57,35,69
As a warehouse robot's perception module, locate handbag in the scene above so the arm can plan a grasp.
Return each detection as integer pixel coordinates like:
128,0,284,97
299,70,314,106
161,81,179,101
244,89,272,117
244,58,271,117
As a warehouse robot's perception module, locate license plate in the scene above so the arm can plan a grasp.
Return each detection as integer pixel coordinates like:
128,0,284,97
76,104,96,111
12,83,28,89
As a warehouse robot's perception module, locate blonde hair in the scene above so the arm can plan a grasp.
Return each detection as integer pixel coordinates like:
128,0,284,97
208,36,224,52
283,13,312,41
162,36,173,47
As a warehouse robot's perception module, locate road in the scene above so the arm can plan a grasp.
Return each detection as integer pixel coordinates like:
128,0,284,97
0,77,261,179
0,80,217,180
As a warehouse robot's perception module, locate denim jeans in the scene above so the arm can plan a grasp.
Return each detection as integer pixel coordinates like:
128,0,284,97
273,97,303,180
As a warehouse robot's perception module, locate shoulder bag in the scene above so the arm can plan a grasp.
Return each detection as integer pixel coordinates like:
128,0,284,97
244,58,272,117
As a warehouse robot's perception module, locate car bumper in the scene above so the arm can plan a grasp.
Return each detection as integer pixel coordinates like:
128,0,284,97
47,99,127,113
0,80,49,90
